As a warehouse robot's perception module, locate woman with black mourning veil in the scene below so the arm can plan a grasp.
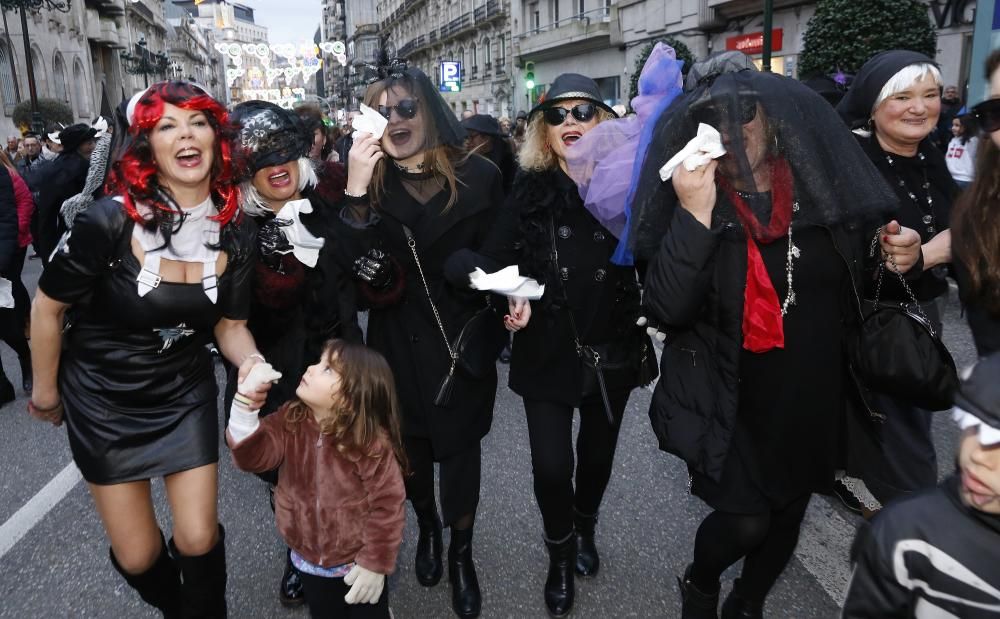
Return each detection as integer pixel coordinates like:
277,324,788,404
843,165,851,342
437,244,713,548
340,57,504,619
226,100,361,607
628,69,923,618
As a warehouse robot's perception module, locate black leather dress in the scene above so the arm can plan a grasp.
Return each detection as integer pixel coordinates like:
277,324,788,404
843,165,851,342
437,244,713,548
38,198,254,484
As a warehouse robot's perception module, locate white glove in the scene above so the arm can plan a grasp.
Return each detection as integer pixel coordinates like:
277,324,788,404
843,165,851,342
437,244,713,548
636,316,667,342
237,362,283,397
227,363,283,443
343,564,385,604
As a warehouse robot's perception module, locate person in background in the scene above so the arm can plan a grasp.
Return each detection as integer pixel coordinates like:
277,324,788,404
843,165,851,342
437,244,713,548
15,133,43,179
228,340,407,619
335,110,358,168
6,136,20,163
0,150,29,402
945,114,978,189
937,84,964,151
498,116,513,137
293,102,328,161
42,123,63,161
460,109,475,120
512,110,527,150
460,114,516,196
841,353,1000,618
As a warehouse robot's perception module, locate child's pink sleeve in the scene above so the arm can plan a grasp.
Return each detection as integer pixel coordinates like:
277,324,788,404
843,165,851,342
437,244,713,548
354,438,406,575
228,408,286,473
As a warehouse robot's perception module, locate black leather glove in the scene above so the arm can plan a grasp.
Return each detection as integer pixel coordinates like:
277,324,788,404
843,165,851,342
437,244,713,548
257,218,294,272
353,248,394,290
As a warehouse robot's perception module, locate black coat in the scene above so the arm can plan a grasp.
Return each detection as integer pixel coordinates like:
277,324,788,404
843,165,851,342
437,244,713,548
643,204,881,482
351,156,504,458
954,257,1000,357
32,153,89,262
0,167,20,272
445,168,652,407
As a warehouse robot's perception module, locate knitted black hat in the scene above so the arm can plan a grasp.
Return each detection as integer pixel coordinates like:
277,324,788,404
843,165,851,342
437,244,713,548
529,73,618,120
461,114,503,137
836,50,937,130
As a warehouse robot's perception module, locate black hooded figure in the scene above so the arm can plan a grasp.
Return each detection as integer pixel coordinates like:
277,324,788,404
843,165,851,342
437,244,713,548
628,68,923,618
32,123,99,262
837,51,958,508
460,114,517,195
339,60,505,619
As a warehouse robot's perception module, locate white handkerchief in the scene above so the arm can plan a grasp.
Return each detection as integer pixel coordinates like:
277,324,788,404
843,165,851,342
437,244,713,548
468,266,546,300
274,198,326,268
659,123,727,181
351,103,389,140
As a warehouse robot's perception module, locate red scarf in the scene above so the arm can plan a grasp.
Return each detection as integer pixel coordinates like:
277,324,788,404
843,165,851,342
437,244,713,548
718,157,793,353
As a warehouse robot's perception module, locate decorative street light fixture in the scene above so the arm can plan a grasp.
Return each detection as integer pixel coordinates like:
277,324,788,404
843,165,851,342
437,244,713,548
121,36,170,89
0,0,71,135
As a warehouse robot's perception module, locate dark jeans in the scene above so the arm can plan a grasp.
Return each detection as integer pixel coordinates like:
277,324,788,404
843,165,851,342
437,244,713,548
298,572,390,619
404,435,481,527
0,247,30,362
523,391,629,541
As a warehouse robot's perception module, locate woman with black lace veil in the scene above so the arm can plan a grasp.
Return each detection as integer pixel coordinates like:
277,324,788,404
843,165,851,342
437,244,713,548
226,99,362,607
628,69,923,618
339,60,504,619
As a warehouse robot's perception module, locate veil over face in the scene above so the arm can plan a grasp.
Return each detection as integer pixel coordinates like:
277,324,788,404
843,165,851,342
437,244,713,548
626,70,899,260
363,67,466,156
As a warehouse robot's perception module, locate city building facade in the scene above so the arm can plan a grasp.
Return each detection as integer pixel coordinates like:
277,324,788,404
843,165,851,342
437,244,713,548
345,0,380,109
165,7,224,97
320,0,349,113
378,0,515,118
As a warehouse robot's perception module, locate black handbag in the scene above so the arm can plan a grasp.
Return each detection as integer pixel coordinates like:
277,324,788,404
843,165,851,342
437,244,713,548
847,233,958,412
401,226,505,407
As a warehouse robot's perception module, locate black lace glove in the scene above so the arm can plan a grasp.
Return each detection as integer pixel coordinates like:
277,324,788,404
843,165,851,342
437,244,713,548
353,248,394,290
257,218,294,272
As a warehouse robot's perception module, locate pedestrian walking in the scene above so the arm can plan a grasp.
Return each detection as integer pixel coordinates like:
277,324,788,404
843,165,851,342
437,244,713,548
228,340,407,619
0,151,29,402
954,48,1000,357
841,353,1000,618
625,67,922,618
227,99,362,607
945,114,978,189
837,51,956,509
28,80,265,617
445,73,657,618
342,58,504,619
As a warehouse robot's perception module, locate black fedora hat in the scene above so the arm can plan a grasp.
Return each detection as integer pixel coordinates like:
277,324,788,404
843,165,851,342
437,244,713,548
461,114,503,137
58,123,98,153
529,73,618,120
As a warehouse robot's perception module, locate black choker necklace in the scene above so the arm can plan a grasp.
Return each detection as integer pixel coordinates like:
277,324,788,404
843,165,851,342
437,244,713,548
392,160,426,174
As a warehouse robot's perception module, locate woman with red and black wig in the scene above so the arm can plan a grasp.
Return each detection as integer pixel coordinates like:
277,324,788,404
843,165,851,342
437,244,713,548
29,81,267,617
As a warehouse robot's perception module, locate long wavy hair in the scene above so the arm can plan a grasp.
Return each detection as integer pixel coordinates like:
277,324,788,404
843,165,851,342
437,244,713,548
517,105,614,172
362,77,466,211
953,49,1000,318
284,339,408,474
105,81,240,237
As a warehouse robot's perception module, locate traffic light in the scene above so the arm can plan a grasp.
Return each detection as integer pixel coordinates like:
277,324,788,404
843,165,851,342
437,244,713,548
524,61,535,91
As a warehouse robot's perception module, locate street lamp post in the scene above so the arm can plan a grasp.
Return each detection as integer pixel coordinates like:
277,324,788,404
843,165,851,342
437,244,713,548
1,0,71,135
121,36,170,89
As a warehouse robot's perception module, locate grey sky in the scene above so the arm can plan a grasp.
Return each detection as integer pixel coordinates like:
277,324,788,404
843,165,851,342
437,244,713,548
243,0,323,47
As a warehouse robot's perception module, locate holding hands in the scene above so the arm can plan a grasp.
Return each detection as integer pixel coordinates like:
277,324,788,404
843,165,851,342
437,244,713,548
343,564,385,604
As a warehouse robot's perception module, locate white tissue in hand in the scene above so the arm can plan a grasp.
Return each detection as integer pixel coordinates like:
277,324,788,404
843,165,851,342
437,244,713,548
468,266,546,300
659,123,727,181
351,103,389,140
237,363,282,396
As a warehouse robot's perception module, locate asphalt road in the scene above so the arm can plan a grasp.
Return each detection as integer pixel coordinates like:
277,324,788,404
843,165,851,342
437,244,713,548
0,255,979,619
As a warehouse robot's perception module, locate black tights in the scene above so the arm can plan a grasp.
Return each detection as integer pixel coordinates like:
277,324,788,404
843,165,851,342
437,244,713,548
690,495,811,603
523,391,629,541
0,247,29,363
404,436,481,530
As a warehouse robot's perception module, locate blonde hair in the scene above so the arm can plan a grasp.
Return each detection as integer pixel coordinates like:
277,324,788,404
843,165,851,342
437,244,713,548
239,157,318,216
363,79,468,212
517,105,615,172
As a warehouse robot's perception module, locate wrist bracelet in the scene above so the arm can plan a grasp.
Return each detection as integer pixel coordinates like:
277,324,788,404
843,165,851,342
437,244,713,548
344,189,368,198
244,352,265,364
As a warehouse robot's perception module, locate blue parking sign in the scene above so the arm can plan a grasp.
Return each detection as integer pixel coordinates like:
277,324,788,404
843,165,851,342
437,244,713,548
440,61,462,92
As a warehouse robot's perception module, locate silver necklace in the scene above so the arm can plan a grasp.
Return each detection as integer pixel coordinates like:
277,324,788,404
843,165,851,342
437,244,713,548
884,152,936,236
781,201,801,316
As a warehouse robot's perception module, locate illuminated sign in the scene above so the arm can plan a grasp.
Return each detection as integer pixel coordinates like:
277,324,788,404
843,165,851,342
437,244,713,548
725,29,783,56
439,61,461,92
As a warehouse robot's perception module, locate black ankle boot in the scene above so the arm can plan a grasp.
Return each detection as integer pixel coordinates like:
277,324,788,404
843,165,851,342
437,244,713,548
543,534,576,618
721,578,764,619
573,509,599,577
415,509,443,586
18,355,31,394
448,527,481,618
278,548,305,607
678,565,719,619
110,532,180,618
171,524,228,618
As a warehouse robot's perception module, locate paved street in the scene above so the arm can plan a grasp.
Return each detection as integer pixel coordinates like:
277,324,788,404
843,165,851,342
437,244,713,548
0,255,979,619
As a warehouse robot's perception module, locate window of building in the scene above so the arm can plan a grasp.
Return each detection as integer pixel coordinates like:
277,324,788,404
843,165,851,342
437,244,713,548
530,3,539,32
73,59,90,117
498,36,505,69
471,42,477,76
602,0,610,15
52,53,69,107
552,0,559,26
483,37,491,68
30,46,49,99
577,0,584,17
594,75,620,106
0,42,16,112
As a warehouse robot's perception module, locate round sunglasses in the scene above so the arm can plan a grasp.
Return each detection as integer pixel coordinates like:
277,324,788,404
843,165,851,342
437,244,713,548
972,98,1000,133
543,103,598,126
378,98,419,121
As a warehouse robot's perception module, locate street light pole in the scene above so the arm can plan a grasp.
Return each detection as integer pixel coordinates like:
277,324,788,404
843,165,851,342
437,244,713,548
762,0,773,73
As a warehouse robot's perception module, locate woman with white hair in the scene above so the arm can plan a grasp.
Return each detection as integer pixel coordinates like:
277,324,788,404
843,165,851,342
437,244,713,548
228,100,362,606
838,51,957,510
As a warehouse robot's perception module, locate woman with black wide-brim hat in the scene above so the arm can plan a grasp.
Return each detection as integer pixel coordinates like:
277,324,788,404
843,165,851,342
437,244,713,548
445,73,656,617
460,114,517,196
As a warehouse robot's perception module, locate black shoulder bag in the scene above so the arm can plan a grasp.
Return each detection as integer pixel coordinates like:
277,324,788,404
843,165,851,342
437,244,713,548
402,225,507,407
847,228,958,412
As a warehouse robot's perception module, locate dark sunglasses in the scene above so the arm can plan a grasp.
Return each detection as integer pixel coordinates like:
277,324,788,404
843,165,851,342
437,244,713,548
692,97,758,127
972,98,1000,133
542,103,598,126
378,98,419,121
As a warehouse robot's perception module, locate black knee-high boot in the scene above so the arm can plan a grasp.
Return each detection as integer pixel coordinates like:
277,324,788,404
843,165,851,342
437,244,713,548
573,509,600,577
414,504,443,586
448,527,481,618
109,531,181,618
721,578,764,619
678,565,720,619
170,525,227,618
543,533,576,618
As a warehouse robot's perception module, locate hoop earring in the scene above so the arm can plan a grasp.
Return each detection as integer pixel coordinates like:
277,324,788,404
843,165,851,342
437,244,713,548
866,117,874,132
773,134,779,152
